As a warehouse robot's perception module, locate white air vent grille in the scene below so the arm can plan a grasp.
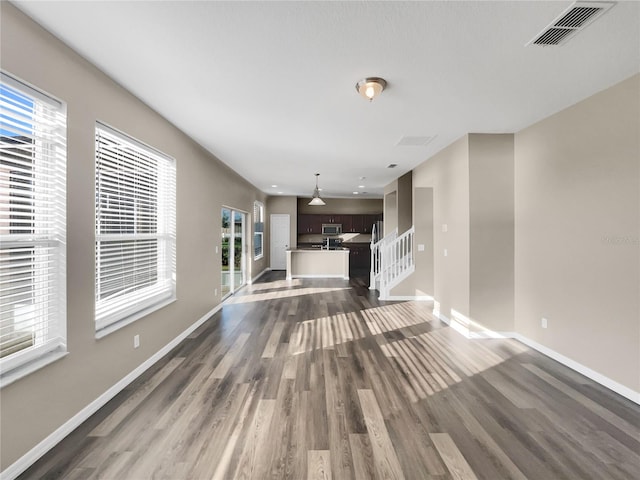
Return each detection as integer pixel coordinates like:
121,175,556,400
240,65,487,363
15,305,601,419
396,135,435,147
528,1,615,47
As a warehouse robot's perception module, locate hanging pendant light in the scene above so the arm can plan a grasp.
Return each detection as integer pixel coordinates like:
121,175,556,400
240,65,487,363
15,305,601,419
308,173,326,206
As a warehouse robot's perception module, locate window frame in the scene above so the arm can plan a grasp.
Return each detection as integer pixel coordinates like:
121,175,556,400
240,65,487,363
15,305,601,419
94,122,176,337
253,201,264,260
0,72,67,387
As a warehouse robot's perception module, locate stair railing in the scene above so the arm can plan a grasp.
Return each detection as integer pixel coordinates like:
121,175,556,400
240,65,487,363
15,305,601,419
379,226,415,300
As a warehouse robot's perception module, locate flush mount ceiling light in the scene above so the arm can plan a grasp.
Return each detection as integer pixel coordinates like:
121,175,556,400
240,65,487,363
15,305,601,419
356,77,387,102
308,173,326,206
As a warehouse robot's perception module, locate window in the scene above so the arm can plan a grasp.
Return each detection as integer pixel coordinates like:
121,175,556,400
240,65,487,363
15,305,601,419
253,201,264,260
0,73,67,382
95,123,176,334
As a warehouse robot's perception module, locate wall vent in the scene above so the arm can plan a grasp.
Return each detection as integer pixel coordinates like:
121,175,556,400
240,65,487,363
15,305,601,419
527,1,615,47
396,135,435,147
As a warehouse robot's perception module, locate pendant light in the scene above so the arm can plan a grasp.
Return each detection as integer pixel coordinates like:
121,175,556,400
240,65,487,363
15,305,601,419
308,173,326,206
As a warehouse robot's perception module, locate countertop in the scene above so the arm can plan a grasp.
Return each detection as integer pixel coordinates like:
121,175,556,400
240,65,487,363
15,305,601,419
288,247,349,252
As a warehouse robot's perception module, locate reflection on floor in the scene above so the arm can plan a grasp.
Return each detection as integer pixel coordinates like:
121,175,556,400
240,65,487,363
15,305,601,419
20,271,640,480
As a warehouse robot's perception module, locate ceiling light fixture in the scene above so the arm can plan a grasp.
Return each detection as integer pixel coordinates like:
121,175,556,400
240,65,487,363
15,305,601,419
308,173,326,206
356,77,387,102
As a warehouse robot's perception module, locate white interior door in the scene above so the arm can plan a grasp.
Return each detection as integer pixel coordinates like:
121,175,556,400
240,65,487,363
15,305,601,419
270,214,290,270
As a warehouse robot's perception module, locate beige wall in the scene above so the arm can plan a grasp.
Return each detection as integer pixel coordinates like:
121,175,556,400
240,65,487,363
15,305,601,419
267,195,298,252
0,4,267,470
297,197,382,214
397,172,413,234
383,190,397,236
469,134,515,333
412,136,471,319
514,74,640,391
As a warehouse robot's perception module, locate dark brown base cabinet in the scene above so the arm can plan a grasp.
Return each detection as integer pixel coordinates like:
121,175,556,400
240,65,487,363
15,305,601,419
347,244,371,273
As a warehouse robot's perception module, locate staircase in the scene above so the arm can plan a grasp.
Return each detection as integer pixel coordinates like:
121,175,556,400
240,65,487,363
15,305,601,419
370,225,415,300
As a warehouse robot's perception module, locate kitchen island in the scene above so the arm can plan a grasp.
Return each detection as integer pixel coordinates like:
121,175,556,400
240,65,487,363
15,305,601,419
286,248,350,280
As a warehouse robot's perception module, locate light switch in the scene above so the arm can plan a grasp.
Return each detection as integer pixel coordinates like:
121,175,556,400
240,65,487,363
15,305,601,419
442,224,448,233
444,249,448,257
418,244,425,252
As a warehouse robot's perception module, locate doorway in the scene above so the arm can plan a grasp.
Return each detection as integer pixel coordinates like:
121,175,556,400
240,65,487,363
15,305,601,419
221,208,246,298
270,214,290,270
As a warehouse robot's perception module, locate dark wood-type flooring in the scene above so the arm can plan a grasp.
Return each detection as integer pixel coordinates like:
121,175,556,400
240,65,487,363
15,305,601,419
20,272,640,479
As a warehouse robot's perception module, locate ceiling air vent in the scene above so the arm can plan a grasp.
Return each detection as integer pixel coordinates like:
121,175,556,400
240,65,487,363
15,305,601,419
396,135,435,147
527,1,615,47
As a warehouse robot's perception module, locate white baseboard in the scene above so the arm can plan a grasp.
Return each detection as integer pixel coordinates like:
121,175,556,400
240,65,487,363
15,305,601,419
249,268,270,285
433,310,450,326
289,274,349,279
1,303,224,480
510,333,640,405
379,295,433,302
443,318,639,405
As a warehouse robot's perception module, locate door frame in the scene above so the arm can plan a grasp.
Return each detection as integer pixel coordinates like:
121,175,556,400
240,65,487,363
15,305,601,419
221,206,248,300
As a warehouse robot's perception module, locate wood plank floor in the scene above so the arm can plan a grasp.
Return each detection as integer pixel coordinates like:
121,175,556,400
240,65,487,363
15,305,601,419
20,272,640,479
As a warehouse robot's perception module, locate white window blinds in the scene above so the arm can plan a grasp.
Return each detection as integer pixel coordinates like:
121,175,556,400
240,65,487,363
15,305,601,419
95,124,176,332
0,73,67,376
253,201,264,259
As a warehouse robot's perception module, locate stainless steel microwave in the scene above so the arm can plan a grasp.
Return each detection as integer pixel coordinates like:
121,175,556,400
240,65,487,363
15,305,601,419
322,224,342,235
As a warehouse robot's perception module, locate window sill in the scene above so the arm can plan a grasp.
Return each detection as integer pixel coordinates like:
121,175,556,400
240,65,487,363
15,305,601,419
0,349,68,389
254,254,264,261
95,296,177,339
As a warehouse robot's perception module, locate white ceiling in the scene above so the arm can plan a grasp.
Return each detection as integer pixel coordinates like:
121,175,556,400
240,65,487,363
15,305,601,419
12,1,640,198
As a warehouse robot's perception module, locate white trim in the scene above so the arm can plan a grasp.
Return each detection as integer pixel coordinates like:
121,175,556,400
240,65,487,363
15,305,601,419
510,333,640,405
0,351,68,389
433,310,451,326
0,303,224,480
443,317,640,405
95,297,176,339
379,295,433,302
249,268,270,285
293,274,350,280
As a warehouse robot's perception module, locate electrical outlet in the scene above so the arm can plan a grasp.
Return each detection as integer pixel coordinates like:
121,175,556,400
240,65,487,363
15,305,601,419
134,334,140,348
444,248,448,257
215,245,219,254
442,224,448,233
541,318,548,329
215,288,218,296
418,244,425,252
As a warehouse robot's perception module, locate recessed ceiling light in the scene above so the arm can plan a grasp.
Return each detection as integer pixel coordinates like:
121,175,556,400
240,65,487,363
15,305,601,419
353,191,359,195
358,185,365,189
277,191,283,194
271,184,278,188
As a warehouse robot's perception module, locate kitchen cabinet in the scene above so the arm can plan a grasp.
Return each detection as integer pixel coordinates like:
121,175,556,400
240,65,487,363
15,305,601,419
297,213,382,235
298,214,322,234
320,214,343,224
361,214,380,234
347,243,371,271
348,215,364,233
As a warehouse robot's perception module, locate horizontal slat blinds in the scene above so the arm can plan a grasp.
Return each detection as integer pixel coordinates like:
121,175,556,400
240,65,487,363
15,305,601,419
0,74,67,374
95,124,175,331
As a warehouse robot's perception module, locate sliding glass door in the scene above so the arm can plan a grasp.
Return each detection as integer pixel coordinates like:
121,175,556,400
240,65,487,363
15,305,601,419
221,208,246,298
